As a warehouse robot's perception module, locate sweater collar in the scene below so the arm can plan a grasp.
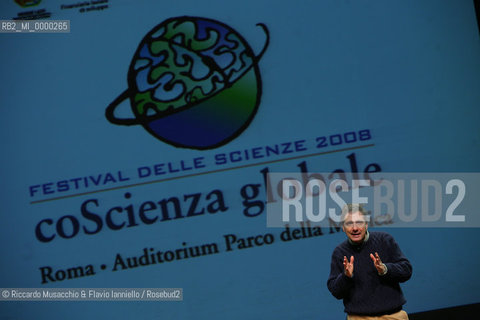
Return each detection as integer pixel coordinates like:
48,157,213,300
348,230,369,246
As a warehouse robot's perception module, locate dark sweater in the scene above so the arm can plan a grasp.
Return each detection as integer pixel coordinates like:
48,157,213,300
327,231,412,316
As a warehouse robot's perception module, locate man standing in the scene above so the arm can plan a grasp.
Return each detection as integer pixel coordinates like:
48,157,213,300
327,204,412,320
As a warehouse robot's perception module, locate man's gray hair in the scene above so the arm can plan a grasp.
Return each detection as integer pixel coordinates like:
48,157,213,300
340,203,370,224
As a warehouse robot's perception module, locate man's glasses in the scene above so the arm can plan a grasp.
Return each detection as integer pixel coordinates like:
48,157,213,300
344,221,366,228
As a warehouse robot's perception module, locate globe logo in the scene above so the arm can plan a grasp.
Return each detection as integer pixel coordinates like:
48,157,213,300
106,16,269,150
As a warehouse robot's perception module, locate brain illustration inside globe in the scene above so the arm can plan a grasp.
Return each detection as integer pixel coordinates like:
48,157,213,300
106,16,269,150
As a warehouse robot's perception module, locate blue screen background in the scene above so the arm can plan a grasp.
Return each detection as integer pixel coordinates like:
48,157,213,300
1,0,479,318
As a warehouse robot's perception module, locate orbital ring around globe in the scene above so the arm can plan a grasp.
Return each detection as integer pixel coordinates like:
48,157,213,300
106,16,270,150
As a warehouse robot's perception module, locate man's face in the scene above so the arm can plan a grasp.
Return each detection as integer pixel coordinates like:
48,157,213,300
342,211,368,244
